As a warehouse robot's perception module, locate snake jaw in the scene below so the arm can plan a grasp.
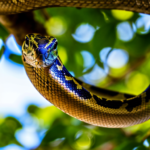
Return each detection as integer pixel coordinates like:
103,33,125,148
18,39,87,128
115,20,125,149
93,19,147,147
22,34,58,68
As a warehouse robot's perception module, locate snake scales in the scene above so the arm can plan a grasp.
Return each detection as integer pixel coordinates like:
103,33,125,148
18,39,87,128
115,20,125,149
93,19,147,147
0,0,150,128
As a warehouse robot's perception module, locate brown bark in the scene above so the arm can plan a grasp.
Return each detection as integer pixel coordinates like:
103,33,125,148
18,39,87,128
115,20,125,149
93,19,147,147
0,12,46,45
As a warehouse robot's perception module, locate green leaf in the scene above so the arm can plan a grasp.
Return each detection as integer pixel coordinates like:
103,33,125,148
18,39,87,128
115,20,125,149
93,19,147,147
41,124,67,145
92,22,117,57
27,104,40,114
114,140,138,150
133,145,148,150
96,60,104,69
0,24,9,40
0,117,22,147
0,45,5,60
121,33,150,57
147,137,150,143
82,65,95,75
34,10,46,24
9,54,23,64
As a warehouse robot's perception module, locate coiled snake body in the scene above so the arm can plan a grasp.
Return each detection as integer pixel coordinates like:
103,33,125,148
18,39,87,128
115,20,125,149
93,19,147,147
21,33,150,128
1,0,150,128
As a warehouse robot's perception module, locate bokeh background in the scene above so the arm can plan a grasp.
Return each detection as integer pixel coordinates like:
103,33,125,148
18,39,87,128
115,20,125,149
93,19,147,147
0,8,150,150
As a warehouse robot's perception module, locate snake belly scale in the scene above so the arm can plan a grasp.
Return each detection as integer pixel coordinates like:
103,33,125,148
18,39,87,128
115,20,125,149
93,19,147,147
22,34,150,128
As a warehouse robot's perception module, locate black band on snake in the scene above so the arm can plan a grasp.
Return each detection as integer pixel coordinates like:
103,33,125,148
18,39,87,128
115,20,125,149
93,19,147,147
1,0,150,128
21,34,150,128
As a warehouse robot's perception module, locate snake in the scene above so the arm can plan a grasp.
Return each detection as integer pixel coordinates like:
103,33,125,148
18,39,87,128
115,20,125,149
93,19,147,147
1,0,150,128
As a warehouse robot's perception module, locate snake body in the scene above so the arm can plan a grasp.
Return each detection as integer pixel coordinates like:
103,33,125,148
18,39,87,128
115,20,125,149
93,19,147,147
22,34,150,128
1,0,150,127
1,0,150,14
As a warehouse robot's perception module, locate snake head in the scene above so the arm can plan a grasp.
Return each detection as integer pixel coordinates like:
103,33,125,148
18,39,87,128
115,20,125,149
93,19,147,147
22,33,58,68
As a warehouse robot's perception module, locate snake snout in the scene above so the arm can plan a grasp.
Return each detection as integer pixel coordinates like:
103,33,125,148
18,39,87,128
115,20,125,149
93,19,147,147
22,34,58,68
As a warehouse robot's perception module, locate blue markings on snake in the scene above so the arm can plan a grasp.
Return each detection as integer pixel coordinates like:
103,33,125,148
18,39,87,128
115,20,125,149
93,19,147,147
50,58,92,100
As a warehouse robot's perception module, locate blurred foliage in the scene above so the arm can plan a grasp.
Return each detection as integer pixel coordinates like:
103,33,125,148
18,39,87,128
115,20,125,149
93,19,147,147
0,7,150,150
0,24,9,40
111,10,134,21
0,117,22,147
0,45,4,60
9,54,23,65
1,105,150,150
